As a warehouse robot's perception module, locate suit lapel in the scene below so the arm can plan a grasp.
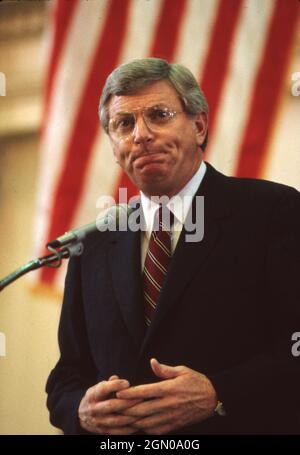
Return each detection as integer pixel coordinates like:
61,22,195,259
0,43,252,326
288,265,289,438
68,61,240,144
140,162,232,353
108,225,145,349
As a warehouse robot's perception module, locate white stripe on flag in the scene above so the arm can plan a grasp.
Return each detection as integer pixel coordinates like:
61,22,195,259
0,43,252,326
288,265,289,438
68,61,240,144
120,0,162,62
264,97,300,191
33,0,110,259
208,0,275,175
175,0,220,78
71,133,120,228
69,0,162,231
54,0,163,288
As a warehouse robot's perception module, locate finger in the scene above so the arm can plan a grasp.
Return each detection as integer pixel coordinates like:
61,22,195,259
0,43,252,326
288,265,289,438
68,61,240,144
108,375,120,381
150,358,181,380
116,380,169,400
96,425,139,435
98,414,140,428
93,380,130,401
107,375,121,399
94,398,142,415
122,396,174,418
133,410,175,430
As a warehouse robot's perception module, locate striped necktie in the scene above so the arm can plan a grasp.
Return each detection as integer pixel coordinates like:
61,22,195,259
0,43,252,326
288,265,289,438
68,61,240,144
143,205,173,326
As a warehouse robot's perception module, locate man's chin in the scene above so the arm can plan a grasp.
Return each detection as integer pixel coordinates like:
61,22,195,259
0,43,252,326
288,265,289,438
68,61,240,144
139,170,166,184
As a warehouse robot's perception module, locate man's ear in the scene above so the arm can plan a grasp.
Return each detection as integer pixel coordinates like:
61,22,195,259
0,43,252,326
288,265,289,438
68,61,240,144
194,112,208,148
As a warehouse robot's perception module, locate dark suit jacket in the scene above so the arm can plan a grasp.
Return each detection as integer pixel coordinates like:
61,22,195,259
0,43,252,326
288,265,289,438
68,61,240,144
46,163,300,434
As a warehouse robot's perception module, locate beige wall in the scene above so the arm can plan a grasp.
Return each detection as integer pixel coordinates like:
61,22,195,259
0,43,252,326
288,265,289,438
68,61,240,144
0,2,59,435
0,135,61,434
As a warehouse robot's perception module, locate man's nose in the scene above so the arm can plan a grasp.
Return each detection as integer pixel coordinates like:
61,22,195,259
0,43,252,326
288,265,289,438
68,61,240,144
132,116,154,144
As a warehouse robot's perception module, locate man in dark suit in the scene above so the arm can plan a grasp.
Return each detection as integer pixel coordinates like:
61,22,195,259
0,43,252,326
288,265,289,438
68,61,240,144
46,58,300,435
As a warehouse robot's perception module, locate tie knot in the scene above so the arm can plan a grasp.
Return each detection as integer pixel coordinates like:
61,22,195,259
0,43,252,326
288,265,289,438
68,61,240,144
153,205,174,231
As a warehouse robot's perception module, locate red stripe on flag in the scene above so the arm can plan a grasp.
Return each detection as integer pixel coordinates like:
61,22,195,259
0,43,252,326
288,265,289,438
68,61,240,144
41,0,131,284
115,0,188,202
235,0,299,178
200,0,244,145
150,0,188,59
41,0,77,133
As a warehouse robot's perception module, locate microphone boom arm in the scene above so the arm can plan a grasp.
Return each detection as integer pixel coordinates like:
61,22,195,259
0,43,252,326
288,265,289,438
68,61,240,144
0,242,83,292
0,203,133,292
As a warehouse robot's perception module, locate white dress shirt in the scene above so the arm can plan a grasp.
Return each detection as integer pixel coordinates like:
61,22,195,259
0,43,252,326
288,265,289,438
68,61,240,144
140,160,207,268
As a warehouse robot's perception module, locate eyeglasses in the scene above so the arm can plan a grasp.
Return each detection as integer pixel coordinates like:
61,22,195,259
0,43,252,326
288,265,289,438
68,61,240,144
108,105,183,140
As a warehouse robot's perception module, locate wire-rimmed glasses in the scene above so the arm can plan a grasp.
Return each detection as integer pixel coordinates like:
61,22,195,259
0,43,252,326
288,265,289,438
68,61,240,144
108,105,183,140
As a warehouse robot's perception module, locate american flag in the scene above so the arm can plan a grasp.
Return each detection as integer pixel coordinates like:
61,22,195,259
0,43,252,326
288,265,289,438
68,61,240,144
33,0,300,289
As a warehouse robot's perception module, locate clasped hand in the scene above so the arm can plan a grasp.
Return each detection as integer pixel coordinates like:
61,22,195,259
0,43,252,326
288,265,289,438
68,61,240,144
78,358,217,435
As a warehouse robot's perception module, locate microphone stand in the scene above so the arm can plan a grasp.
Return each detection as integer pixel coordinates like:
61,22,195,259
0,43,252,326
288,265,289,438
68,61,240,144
0,203,133,292
0,241,83,292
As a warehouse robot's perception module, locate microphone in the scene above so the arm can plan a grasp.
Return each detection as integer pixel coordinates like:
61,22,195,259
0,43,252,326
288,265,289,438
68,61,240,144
47,203,133,249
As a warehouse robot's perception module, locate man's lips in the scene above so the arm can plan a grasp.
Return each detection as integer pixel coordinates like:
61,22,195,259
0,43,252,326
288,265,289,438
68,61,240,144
133,152,165,168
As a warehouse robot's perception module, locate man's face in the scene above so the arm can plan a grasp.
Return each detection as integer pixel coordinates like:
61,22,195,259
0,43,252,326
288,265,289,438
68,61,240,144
107,80,207,198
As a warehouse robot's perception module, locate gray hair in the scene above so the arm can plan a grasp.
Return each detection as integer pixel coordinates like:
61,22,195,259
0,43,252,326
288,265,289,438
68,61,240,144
99,58,209,150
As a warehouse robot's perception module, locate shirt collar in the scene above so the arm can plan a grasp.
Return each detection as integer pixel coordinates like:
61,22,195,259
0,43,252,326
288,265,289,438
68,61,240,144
140,160,207,233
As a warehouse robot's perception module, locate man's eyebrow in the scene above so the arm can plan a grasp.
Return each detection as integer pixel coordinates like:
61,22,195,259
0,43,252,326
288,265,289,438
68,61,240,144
113,110,134,116
146,103,169,108
113,104,170,115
